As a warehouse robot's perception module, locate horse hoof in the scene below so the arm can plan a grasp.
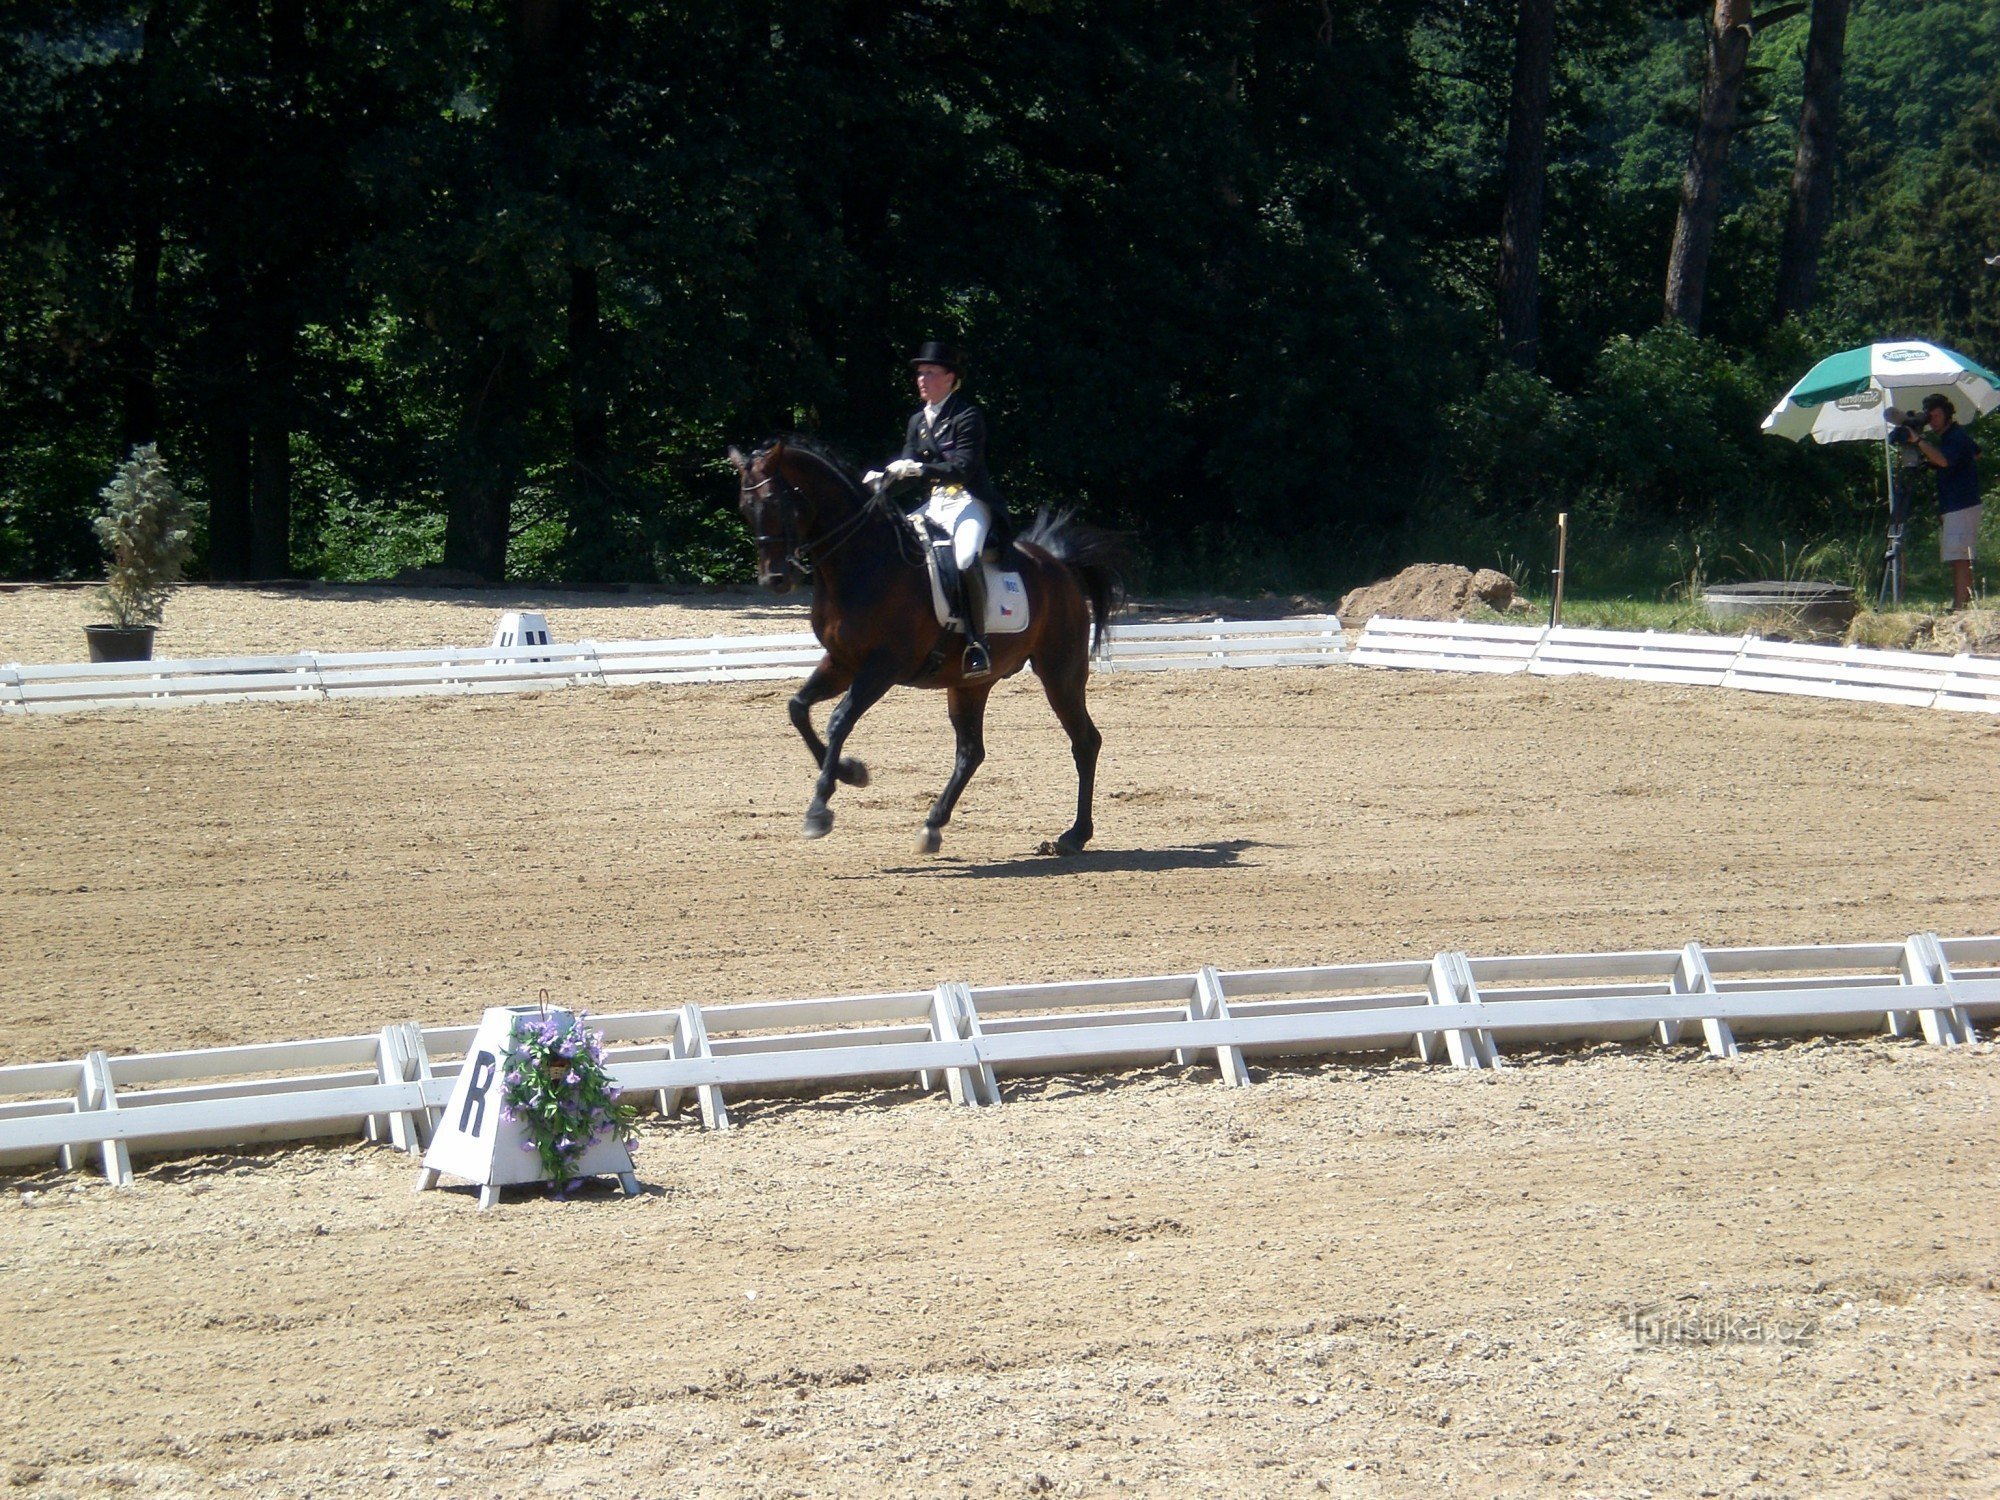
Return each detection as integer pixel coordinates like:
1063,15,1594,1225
803,807,834,839
915,825,942,855
837,758,870,788
1052,830,1089,856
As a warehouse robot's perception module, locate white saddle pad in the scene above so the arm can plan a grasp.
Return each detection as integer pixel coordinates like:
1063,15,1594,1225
909,516,1030,634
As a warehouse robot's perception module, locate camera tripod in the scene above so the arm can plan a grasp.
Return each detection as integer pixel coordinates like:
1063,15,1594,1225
1878,522,1905,608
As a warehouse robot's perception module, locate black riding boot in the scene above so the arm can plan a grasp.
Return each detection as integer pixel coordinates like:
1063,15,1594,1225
959,562,993,679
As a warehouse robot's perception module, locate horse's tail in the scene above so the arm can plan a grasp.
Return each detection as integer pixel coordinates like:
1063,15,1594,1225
1019,509,1127,656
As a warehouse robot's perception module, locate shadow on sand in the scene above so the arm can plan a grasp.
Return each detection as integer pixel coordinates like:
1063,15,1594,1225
876,838,1260,880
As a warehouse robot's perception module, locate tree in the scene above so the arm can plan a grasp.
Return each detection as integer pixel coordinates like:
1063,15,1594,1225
1498,0,1556,369
1773,0,1849,319
1663,0,1803,331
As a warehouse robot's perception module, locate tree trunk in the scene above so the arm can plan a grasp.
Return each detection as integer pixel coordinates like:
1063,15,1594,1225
562,261,613,576
1773,0,1848,319
440,0,567,581
1497,0,1555,370
1664,0,1752,331
119,0,177,455
833,0,897,448
121,224,163,454
204,329,254,580
443,343,531,580
250,273,295,577
241,0,307,577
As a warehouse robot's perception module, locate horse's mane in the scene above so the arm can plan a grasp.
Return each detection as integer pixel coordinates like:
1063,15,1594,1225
758,434,871,505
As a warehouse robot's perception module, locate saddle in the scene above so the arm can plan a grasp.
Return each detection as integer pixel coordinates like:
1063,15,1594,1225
912,515,1030,635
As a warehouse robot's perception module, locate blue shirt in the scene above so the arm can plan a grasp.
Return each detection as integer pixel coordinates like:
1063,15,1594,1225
1933,423,1981,513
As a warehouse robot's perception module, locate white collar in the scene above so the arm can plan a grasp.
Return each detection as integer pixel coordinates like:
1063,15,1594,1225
924,396,949,424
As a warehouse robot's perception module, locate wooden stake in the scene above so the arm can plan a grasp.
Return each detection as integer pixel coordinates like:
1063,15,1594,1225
1549,512,1569,628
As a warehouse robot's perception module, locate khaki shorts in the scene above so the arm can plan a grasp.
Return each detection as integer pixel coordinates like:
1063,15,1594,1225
1940,505,1982,563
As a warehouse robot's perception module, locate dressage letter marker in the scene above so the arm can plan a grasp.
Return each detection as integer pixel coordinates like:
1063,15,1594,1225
414,1005,638,1209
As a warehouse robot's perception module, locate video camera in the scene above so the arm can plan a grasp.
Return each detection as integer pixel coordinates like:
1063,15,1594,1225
1884,407,1926,444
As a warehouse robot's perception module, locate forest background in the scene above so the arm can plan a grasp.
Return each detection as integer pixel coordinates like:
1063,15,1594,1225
2,0,1996,599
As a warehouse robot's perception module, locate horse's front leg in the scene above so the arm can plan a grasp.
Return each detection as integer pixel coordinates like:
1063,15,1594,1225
789,657,869,787
915,683,993,854
803,653,899,839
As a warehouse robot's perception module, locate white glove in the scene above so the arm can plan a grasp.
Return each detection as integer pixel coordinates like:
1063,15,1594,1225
886,458,923,481
862,469,884,486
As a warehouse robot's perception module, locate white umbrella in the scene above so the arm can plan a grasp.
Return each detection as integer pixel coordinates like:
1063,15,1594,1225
1761,339,1999,443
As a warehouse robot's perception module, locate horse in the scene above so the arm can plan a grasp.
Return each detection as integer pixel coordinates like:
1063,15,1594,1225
727,438,1122,856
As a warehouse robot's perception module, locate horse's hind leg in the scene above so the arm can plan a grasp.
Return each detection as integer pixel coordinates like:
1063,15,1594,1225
916,683,992,854
1034,652,1101,855
803,653,897,839
790,657,869,788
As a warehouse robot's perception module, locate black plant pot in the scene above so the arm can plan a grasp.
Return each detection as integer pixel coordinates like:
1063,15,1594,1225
84,624,156,663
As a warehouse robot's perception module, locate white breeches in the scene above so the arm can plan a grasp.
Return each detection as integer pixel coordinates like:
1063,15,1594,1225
922,487,990,571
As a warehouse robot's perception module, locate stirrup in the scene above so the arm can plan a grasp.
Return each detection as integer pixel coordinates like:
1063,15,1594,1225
962,641,992,679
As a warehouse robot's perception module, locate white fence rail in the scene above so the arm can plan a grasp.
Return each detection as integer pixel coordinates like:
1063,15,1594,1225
4,932,1991,1184
10,614,1993,718
1352,616,2000,714
0,617,1346,715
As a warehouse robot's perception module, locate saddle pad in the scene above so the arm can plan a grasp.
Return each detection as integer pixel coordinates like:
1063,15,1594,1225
912,518,1030,634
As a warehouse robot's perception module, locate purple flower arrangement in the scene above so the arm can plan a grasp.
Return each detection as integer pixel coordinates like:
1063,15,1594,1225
498,1011,638,1190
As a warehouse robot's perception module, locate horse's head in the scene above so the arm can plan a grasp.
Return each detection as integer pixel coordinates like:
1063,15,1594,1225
729,441,806,594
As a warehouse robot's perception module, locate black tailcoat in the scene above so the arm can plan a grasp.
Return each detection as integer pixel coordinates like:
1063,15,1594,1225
898,391,1013,543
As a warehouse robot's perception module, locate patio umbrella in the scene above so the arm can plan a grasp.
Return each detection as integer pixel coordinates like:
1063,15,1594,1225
1760,339,1999,443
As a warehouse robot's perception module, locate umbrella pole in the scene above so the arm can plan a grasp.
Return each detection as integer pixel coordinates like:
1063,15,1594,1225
1879,435,1903,608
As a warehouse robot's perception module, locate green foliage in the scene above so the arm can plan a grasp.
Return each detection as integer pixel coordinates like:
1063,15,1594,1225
0,0,1992,596
90,443,192,627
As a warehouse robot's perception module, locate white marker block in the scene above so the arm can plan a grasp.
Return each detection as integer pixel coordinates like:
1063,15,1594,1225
491,611,553,653
417,1005,637,1208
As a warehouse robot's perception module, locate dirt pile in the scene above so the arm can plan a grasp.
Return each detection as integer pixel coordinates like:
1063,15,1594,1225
1337,562,1520,623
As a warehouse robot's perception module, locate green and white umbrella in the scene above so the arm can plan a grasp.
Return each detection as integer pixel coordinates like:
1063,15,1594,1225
1761,340,2000,444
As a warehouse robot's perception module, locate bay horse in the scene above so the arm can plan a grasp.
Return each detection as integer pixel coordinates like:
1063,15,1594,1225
728,438,1122,855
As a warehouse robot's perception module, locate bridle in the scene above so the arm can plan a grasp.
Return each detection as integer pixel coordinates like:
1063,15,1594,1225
742,470,811,578
742,460,880,578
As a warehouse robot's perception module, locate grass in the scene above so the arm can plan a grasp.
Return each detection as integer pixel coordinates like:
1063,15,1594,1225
1476,589,1984,640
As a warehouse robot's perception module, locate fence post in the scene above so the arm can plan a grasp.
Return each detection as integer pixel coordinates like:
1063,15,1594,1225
672,1003,731,1131
1661,942,1734,1058
949,983,1002,1106
375,1023,436,1152
1897,932,1977,1046
1186,966,1250,1087
80,1051,133,1187
1421,952,1501,1069
927,984,998,1107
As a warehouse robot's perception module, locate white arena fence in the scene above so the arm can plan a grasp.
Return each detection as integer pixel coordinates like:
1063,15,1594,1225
3,933,1992,1186
5,612,1995,719
1352,616,2000,715
0,617,1347,715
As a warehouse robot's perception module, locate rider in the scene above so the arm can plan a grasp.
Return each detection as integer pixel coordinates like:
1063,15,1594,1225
866,341,1013,679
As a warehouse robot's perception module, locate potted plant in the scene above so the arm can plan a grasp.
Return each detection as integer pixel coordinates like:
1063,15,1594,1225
86,444,193,663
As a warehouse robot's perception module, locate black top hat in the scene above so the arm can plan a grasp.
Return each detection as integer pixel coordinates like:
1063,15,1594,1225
909,341,963,372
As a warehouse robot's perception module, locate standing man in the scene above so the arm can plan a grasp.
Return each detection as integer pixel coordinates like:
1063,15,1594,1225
1915,394,1984,611
868,341,1014,679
